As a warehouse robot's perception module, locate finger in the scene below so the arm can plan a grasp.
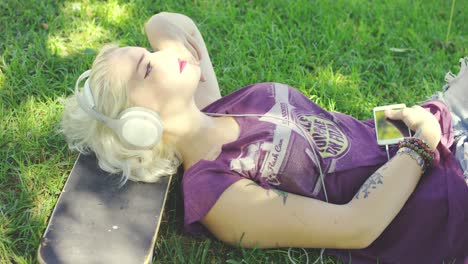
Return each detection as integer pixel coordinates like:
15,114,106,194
183,40,199,62
200,71,207,82
384,109,404,120
186,34,202,61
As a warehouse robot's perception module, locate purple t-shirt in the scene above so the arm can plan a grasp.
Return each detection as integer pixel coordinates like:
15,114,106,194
182,82,468,263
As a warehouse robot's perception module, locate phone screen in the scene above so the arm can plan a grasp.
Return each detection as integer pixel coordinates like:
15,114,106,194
375,109,411,141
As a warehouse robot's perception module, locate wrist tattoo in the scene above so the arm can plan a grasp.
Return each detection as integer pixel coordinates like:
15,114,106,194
413,128,422,139
355,172,384,199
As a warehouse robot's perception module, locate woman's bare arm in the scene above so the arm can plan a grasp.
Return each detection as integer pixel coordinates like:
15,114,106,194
201,152,423,249
202,106,441,249
144,12,221,109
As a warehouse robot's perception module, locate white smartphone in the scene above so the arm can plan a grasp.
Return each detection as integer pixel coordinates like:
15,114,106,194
373,104,412,145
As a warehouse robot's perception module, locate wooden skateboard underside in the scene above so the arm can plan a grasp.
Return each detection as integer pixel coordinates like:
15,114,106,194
38,154,171,264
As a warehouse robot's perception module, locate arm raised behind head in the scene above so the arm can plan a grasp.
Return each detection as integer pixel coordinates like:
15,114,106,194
201,151,424,249
144,12,221,109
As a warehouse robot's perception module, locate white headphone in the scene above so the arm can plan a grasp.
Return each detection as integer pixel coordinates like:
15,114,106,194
74,70,164,149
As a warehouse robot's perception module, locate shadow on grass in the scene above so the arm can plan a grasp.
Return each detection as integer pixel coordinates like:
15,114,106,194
0,0,164,262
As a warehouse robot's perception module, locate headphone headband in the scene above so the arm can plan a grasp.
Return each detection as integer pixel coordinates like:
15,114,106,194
74,70,119,129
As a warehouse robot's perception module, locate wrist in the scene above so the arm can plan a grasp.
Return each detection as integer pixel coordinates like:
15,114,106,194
397,147,426,173
398,138,434,172
417,123,440,151
145,17,180,51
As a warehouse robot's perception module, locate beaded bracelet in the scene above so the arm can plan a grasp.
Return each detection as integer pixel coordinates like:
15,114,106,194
401,138,432,153
398,137,434,169
398,138,434,163
397,147,426,172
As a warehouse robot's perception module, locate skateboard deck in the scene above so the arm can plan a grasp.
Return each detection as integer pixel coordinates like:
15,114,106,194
38,153,172,264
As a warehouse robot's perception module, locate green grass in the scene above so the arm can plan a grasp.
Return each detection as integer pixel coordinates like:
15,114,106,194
0,0,466,263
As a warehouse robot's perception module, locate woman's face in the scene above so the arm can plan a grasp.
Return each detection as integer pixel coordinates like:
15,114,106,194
108,46,201,112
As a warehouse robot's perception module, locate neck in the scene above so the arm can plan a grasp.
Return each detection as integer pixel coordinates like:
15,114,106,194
160,100,217,164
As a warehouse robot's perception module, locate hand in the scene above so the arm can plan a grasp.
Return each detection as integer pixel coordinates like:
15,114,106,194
385,105,441,151
145,14,206,81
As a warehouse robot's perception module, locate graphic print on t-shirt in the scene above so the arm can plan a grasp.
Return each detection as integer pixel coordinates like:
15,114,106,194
229,83,349,193
296,114,349,158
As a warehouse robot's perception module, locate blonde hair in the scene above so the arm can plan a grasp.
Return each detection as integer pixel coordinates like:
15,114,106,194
61,44,181,184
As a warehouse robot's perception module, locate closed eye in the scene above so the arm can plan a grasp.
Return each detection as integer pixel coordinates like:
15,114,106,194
144,62,152,79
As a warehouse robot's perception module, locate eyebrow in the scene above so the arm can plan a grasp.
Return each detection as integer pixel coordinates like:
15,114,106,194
136,53,145,72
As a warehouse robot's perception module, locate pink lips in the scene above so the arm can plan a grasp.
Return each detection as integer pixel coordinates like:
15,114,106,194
178,58,187,73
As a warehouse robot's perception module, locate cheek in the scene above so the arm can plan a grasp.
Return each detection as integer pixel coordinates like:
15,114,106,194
130,86,158,109
153,65,200,93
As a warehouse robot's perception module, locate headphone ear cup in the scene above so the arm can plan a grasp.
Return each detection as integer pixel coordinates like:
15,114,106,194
117,107,163,148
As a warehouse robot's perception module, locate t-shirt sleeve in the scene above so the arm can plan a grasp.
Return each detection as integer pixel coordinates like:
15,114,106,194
182,162,242,235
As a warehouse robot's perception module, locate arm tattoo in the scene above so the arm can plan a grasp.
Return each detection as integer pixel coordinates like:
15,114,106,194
272,189,288,205
354,172,384,199
245,182,288,205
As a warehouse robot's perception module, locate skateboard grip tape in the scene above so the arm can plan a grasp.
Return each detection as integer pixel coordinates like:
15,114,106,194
38,154,171,264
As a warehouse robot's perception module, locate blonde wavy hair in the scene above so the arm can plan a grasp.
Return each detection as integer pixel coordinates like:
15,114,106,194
61,44,181,184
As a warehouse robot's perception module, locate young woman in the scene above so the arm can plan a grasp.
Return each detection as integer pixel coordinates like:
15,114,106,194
62,12,468,264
